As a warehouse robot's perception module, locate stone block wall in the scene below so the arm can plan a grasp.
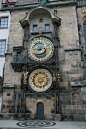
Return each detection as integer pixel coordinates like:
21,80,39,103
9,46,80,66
4,10,28,84
1,84,21,114
16,0,38,5
60,85,86,121
57,5,85,121
26,95,55,120
57,6,79,49
2,88,15,113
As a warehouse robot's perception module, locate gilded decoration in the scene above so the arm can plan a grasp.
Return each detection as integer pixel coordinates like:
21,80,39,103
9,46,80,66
29,69,52,92
28,37,54,62
23,71,29,84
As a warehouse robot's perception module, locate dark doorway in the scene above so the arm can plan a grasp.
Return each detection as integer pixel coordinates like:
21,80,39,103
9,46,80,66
37,102,44,120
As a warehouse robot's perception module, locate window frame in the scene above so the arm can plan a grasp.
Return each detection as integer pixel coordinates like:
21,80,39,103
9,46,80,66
0,17,8,29
45,24,50,31
0,40,6,56
17,52,21,62
33,25,37,31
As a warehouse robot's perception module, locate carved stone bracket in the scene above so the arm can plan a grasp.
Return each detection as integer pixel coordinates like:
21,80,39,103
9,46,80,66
13,46,24,51
11,63,24,72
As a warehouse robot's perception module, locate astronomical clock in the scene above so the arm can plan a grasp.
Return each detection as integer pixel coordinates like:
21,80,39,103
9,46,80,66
28,37,54,62
28,37,54,92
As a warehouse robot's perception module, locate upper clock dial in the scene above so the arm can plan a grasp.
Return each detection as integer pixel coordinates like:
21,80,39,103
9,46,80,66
28,37,54,62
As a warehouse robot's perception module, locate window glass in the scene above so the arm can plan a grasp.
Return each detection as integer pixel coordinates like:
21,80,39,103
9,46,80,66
84,25,86,30
17,52,21,62
83,21,86,47
45,24,50,30
33,25,37,31
0,17,8,28
0,41,6,56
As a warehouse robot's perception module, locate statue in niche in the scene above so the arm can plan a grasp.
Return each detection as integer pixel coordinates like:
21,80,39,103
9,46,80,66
38,0,47,6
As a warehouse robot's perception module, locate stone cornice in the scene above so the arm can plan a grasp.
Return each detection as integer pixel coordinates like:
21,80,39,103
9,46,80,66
65,48,81,51
2,84,15,88
70,80,86,87
46,2,77,8
5,52,12,55
0,2,77,11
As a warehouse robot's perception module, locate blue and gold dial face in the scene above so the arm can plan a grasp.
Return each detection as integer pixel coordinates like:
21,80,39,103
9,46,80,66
29,69,52,92
28,37,54,62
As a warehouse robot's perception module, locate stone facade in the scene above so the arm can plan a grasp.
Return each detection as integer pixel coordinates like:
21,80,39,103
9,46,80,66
0,0,86,121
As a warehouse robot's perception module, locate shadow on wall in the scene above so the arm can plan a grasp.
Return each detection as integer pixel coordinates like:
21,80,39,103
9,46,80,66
0,76,3,113
0,76,3,93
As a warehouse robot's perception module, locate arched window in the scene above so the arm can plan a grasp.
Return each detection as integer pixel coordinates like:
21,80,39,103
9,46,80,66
83,20,86,47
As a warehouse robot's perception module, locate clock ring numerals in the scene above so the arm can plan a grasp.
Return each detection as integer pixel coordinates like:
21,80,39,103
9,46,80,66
28,37,54,62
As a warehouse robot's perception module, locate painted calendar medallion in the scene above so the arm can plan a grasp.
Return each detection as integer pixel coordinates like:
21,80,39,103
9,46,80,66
29,69,52,92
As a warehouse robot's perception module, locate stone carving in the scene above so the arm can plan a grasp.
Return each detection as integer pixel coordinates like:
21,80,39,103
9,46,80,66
38,0,47,6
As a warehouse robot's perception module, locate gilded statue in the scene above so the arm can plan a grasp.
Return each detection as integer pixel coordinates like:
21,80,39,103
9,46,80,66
23,71,28,84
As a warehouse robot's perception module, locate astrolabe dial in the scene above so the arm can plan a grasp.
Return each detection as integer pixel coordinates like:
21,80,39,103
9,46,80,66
28,37,54,62
32,41,46,54
29,69,52,92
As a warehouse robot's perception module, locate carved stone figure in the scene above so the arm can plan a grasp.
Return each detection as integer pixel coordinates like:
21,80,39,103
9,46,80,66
38,0,47,6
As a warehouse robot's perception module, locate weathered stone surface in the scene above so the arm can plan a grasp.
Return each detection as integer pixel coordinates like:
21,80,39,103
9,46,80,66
54,114,61,121
61,114,73,121
2,108,9,113
45,114,54,120
30,113,35,120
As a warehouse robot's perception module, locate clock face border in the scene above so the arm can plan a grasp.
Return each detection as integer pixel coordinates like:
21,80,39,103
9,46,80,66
28,69,52,92
28,37,54,62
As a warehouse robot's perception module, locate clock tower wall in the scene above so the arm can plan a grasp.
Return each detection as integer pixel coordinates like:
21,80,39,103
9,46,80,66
2,6,60,120
26,95,55,120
